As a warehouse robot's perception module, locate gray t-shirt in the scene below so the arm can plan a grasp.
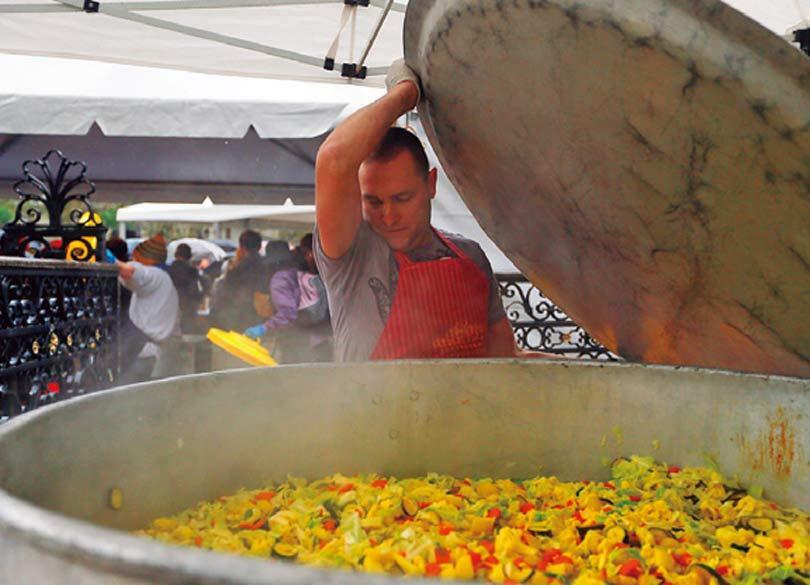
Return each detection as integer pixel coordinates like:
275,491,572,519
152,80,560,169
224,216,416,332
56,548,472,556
314,222,505,362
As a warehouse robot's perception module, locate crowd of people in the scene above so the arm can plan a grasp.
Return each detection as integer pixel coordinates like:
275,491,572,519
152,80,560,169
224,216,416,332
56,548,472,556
105,229,331,384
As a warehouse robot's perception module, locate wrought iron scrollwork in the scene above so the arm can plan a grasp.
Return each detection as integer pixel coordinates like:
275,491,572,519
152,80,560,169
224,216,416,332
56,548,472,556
0,260,119,423
0,150,107,261
497,274,618,360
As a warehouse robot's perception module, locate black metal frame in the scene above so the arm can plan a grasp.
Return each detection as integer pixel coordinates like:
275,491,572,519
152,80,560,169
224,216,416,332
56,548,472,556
496,274,617,360
0,150,107,261
0,260,119,422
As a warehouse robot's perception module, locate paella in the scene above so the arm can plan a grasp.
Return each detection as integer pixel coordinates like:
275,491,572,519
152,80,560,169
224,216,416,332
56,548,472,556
139,457,808,584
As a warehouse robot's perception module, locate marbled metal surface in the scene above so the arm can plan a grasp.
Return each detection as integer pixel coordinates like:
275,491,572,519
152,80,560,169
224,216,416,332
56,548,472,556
405,0,810,377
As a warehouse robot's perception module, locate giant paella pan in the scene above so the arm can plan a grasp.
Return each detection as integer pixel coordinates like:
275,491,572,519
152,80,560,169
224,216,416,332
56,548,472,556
0,0,808,583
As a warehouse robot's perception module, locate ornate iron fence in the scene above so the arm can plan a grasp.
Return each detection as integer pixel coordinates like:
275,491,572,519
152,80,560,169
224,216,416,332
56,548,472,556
0,258,119,423
497,274,618,360
0,150,107,261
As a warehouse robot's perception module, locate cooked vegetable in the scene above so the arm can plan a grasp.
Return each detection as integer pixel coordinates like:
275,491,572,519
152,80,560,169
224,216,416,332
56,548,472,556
138,458,809,583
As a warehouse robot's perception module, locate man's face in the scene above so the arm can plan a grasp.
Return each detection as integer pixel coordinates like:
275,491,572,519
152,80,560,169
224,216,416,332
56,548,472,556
359,149,437,252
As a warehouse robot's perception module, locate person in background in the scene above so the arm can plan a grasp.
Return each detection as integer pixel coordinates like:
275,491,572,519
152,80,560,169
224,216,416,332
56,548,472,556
295,232,332,361
244,243,300,362
243,241,329,363
105,236,134,340
314,60,557,362
168,243,205,334
114,233,181,382
210,230,269,332
298,232,319,274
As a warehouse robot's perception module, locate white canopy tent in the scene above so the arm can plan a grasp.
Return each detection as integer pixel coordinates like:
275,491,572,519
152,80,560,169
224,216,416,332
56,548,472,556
116,196,316,228
0,53,383,138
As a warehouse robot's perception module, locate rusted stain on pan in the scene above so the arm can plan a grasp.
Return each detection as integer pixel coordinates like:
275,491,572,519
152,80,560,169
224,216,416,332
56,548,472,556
737,408,798,477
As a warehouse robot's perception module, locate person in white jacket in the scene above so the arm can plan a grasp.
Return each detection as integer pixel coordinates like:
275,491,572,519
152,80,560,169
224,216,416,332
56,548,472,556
115,233,180,381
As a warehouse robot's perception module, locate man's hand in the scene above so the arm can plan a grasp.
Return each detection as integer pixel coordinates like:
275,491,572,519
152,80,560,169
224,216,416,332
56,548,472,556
385,58,421,106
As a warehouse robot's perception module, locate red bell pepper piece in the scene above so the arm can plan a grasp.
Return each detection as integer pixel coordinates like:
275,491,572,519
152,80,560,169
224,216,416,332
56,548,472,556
255,491,275,501
322,519,337,532
435,548,452,564
239,518,265,530
519,502,535,514
672,552,692,567
538,549,572,570
371,479,388,488
337,483,354,494
779,539,794,549
438,523,454,535
618,559,644,578
425,563,441,576
480,540,494,554
487,508,502,519
668,466,682,474
716,565,730,576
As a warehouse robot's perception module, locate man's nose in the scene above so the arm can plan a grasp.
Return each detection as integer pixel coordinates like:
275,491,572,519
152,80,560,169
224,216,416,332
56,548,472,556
381,203,398,225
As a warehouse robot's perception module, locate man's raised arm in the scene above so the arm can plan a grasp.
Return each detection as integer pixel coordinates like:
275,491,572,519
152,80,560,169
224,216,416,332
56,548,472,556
315,60,420,259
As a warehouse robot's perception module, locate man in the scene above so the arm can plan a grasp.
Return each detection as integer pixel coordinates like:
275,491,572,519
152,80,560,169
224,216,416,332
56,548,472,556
314,60,555,362
115,233,180,380
168,243,205,334
210,230,269,331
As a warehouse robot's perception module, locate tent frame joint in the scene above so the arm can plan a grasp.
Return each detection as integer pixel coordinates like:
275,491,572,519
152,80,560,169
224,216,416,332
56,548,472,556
341,63,367,79
793,28,810,56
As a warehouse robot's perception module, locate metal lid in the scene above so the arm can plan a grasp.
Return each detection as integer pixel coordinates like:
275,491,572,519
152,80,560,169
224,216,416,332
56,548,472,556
405,0,810,377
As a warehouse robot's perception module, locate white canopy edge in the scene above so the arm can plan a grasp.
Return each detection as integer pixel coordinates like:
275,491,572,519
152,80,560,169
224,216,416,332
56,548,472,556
116,197,316,224
0,54,384,137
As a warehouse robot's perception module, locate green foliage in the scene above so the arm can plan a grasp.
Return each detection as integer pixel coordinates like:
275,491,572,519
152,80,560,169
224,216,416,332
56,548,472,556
0,199,17,225
98,207,118,228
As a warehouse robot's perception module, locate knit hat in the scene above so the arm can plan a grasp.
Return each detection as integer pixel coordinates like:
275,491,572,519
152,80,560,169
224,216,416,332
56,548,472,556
133,233,168,265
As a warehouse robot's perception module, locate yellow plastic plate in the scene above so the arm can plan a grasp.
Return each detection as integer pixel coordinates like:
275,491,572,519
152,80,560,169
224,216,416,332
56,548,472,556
206,328,277,367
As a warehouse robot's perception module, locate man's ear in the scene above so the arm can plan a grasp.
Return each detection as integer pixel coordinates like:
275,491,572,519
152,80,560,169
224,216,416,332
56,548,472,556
427,168,438,200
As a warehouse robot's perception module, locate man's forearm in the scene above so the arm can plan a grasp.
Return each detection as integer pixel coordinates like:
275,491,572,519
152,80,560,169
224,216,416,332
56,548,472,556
117,260,135,281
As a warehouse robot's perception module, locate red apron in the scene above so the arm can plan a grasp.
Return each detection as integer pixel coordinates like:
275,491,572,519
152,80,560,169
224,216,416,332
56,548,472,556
370,230,490,360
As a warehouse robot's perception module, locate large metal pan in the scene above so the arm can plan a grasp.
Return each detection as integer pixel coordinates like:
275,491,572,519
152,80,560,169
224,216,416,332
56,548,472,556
0,361,807,583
